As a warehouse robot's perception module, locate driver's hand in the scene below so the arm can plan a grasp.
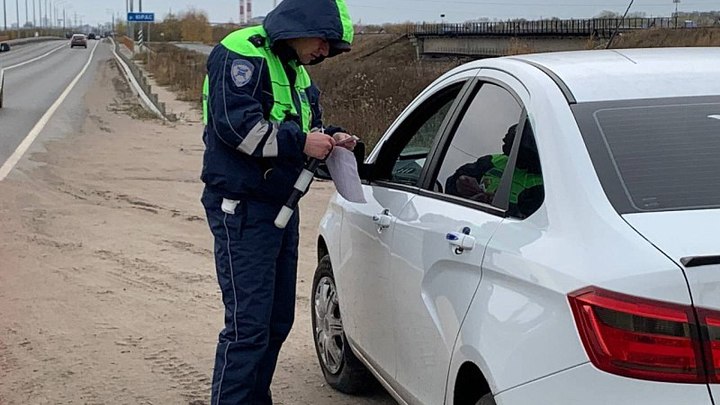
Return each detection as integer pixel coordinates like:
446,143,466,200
456,175,483,197
470,191,495,204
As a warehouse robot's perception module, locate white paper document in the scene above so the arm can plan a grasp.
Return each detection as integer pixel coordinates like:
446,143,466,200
325,147,367,204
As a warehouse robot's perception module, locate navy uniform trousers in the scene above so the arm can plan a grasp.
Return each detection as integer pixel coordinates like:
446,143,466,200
202,187,299,405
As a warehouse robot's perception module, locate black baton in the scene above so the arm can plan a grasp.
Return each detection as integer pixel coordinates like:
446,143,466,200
275,158,321,229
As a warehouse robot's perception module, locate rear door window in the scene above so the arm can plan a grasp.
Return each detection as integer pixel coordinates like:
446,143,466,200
431,82,544,218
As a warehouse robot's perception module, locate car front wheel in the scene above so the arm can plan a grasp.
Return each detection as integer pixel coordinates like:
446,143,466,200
311,254,373,394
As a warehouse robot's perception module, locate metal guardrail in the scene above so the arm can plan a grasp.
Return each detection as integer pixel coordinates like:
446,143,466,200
0,29,66,41
111,38,174,120
412,18,680,38
5,36,63,46
0,68,5,109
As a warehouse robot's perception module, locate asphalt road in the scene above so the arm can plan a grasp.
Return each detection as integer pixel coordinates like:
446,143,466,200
0,38,108,177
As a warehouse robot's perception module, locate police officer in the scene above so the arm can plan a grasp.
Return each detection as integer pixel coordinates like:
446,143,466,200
200,0,355,403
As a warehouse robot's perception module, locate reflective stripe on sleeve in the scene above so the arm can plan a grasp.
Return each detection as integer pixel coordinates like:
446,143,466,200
236,120,278,156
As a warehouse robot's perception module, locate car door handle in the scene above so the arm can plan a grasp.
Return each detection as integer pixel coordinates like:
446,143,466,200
446,232,476,253
372,209,392,233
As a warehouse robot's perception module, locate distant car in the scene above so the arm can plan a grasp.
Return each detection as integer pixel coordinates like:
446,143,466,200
70,34,87,48
87,33,96,40
313,47,720,405
0,42,10,52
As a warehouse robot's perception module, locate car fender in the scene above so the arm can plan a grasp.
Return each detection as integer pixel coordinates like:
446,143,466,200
317,191,344,267
445,262,588,402
445,342,495,405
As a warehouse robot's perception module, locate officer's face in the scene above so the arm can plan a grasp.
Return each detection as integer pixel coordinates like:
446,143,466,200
287,37,330,64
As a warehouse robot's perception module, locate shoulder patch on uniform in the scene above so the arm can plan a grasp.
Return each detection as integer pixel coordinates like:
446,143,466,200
231,59,254,88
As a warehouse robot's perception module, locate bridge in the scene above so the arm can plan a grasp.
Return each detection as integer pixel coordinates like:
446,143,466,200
410,17,676,58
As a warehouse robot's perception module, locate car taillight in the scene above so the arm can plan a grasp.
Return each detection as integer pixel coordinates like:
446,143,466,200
568,286,720,383
697,310,720,383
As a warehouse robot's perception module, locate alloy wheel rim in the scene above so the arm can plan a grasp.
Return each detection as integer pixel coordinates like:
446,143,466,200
314,276,345,374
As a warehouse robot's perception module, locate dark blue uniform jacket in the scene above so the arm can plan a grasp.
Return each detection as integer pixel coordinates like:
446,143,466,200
201,0,347,204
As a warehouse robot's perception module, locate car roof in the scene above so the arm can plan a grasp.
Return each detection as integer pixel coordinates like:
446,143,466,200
473,47,720,103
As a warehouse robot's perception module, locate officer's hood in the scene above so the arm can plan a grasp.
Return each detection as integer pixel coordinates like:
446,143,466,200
263,0,354,58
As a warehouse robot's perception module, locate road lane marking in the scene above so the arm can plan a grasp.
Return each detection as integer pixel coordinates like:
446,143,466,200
0,41,100,181
3,43,66,71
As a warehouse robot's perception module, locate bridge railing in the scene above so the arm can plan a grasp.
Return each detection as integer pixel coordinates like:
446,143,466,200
412,18,677,38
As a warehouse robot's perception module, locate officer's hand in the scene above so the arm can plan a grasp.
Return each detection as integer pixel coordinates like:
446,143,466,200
304,132,336,159
332,132,357,151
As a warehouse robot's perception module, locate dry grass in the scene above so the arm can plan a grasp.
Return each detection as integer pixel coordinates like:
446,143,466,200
309,34,463,148
611,27,720,48
141,44,207,105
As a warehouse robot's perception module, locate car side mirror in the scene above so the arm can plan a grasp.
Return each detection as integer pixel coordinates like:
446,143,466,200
314,141,373,181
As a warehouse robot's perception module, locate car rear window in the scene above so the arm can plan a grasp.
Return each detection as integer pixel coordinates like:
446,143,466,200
573,96,720,213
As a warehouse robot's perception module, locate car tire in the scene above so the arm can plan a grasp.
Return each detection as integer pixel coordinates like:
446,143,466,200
475,393,497,405
311,254,374,395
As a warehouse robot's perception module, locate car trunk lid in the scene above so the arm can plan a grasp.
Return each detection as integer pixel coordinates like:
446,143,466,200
624,208,720,397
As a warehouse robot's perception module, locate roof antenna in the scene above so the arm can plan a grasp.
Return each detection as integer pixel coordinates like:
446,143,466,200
606,0,635,49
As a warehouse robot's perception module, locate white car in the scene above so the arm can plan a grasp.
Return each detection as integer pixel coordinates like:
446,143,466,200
312,47,720,405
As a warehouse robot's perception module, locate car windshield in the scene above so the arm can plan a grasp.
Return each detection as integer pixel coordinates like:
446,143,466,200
573,96,720,213
72,35,84,39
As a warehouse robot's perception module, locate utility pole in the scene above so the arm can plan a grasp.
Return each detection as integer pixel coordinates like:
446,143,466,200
15,0,19,36
125,0,129,38
3,0,7,32
129,0,133,41
32,0,34,27
673,0,680,29
24,0,27,27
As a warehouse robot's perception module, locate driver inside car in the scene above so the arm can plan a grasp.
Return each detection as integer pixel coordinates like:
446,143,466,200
445,123,544,218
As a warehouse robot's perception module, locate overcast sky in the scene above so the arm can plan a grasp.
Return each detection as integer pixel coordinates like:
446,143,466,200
3,0,718,27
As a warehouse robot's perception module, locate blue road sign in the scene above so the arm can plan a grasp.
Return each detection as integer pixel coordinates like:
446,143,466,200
128,12,155,22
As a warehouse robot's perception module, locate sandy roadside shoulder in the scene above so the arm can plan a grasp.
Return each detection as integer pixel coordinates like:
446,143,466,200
0,53,392,404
